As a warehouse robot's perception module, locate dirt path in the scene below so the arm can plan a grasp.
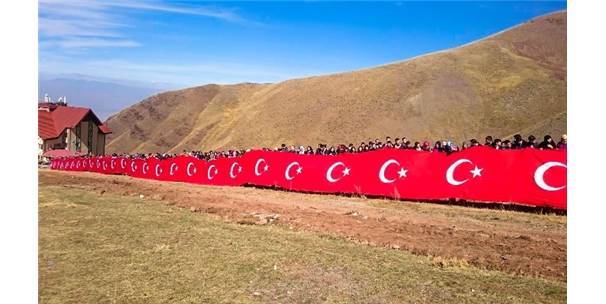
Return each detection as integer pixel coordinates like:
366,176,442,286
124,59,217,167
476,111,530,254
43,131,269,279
39,169,566,281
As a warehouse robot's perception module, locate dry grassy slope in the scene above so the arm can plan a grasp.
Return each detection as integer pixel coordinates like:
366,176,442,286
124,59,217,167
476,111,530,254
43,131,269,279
106,11,566,154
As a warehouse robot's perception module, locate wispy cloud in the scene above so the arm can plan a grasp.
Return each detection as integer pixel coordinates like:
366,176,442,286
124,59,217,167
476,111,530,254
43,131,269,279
39,53,321,87
39,18,124,38
42,38,142,49
39,0,252,49
104,1,246,23
79,59,302,86
86,59,297,79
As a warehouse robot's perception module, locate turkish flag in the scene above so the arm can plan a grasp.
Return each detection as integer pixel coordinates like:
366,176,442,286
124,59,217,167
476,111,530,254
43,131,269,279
58,147,567,210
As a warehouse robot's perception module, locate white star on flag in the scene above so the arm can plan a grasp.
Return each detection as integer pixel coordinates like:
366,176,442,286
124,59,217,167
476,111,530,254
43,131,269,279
343,167,351,176
470,166,483,178
296,167,303,174
398,168,408,178
264,164,269,171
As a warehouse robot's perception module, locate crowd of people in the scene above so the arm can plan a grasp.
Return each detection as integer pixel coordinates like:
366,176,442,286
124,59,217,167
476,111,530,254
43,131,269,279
106,133,567,161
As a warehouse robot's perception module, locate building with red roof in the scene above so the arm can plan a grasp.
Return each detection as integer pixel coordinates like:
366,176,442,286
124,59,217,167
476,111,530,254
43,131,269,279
38,101,112,159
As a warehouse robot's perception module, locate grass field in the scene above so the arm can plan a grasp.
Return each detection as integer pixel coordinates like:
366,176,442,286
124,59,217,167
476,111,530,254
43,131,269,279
39,183,566,303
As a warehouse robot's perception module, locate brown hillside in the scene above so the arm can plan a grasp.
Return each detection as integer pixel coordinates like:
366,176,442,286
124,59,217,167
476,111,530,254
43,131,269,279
106,11,566,154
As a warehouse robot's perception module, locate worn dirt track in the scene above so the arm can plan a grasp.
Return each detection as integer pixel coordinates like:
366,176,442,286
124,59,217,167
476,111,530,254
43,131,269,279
40,169,566,281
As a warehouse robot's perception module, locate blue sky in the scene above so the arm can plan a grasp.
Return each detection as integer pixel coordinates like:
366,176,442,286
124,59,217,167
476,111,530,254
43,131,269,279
39,1,566,88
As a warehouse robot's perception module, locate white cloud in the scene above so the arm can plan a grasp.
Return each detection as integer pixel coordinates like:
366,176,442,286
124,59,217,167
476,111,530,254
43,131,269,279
46,38,141,48
102,0,245,22
38,1,286,85
39,18,123,38
39,0,252,49
38,54,321,87
88,59,295,78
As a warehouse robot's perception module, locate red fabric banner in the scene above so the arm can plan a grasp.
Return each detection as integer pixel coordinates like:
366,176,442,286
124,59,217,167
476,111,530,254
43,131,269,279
51,147,567,209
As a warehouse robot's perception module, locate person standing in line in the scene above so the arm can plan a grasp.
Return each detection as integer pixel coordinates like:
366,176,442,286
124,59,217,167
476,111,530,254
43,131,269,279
557,134,567,149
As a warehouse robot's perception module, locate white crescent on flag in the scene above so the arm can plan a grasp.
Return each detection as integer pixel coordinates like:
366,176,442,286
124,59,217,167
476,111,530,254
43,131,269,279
534,161,567,191
446,159,483,186
186,162,197,177
169,163,178,176
207,165,218,180
446,159,472,186
326,162,349,183
120,159,126,169
254,158,267,176
284,162,302,181
378,159,407,184
131,161,137,172
155,164,162,177
230,162,242,179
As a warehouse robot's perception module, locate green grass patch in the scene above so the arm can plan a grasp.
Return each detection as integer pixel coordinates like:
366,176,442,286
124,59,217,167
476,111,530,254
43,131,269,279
39,185,566,303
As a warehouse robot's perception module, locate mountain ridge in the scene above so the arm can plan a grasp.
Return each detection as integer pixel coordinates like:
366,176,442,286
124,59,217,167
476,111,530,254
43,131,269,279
106,11,566,154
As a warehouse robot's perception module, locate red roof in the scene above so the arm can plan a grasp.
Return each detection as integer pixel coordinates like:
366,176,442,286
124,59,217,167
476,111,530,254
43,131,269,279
99,124,112,134
42,149,83,158
38,105,112,140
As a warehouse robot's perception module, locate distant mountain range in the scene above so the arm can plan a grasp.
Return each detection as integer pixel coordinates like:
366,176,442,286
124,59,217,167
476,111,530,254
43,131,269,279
104,11,566,154
38,73,179,120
